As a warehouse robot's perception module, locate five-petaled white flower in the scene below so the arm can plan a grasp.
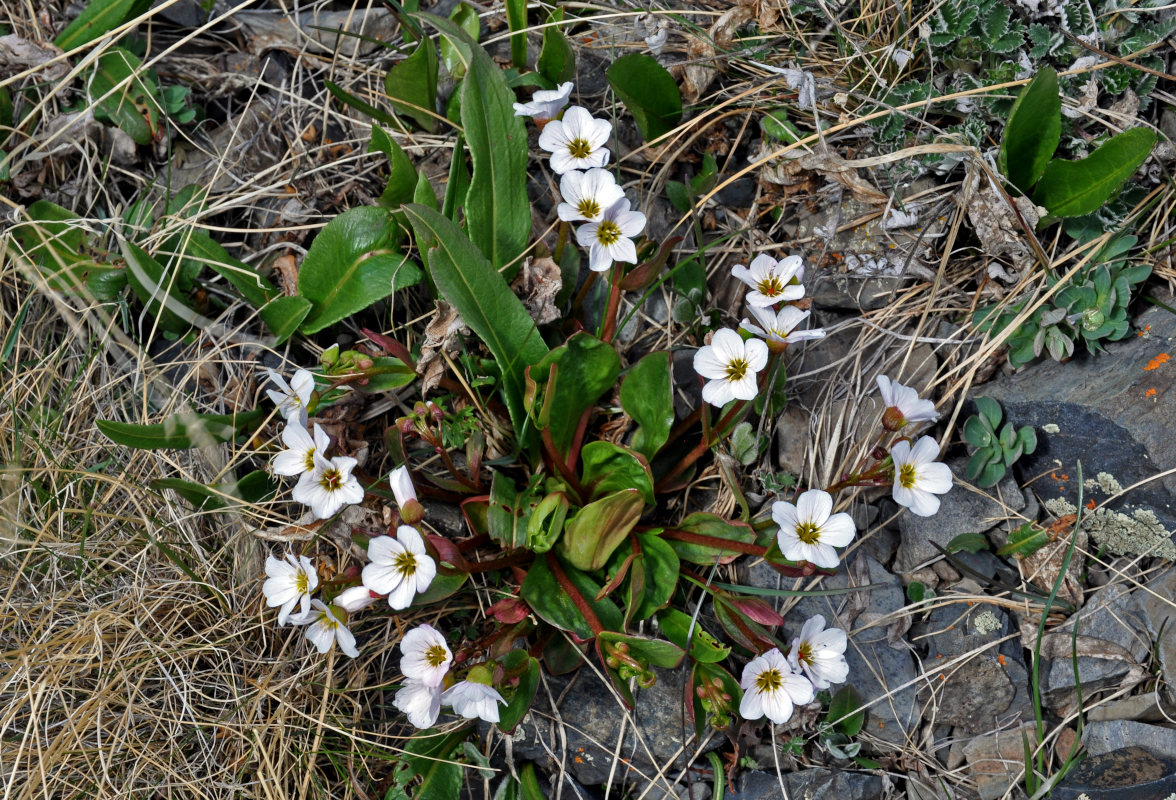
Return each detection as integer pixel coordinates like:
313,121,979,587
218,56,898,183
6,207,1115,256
512,81,574,122
576,198,646,272
394,679,443,729
557,168,626,223
400,624,453,686
292,599,360,658
788,614,849,690
739,647,814,725
876,375,939,430
773,489,857,569
266,368,315,424
891,436,952,517
731,254,805,307
362,525,437,610
538,105,611,174
442,679,507,724
740,305,826,348
273,421,330,477
693,329,769,407
263,552,319,626
293,452,365,519
388,465,425,524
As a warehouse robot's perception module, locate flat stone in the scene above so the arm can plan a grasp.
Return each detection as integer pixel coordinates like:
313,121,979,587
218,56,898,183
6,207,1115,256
1083,720,1176,759
810,274,908,311
895,461,1025,576
725,767,884,800
1138,566,1176,704
960,722,1037,800
1053,746,1176,800
1088,691,1171,723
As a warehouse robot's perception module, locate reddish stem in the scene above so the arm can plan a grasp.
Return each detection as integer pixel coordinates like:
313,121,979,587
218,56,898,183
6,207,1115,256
660,529,768,557
600,262,624,343
547,552,604,637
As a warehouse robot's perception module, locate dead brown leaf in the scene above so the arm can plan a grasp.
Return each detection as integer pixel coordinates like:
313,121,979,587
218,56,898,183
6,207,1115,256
417,301,470,393
511,256,562,326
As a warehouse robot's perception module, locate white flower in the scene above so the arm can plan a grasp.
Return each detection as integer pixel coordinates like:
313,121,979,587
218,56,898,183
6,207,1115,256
788,615,849,690
292,600,359,658
645,27,668,55
395,679,442,729
731,254,805,307
740,305,826,347
273,421,330,477
772,489,857,569
266,368,314,424
739,648,814,725
389,465,425,523
400,624,453,686
292,453,365,519
876,375,939,430
362,525,437,610
513,81,574,122
557,168,625,223
576,198,646,272
263,552,319,626
891,436,953,517
538,105,611,174
692,329,769,407
334,585,377,613
442,680,507,723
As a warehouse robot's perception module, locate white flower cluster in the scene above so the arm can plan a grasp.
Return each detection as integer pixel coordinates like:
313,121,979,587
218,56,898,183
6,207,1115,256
876,375,952,517
515,84,647,273
261,464,437,658
693,254,824,407
392,624,507,728
740,614,849,725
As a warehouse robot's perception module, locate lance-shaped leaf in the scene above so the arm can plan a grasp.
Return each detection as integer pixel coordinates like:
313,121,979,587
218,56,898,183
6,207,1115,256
558,489,644,572
999,67,1060,192
627,533,679,623
662,512,758,564
827,685,865,736
606,54,682,142
620,351,674,461
1033,127,1156,217
385,38,439,132
657,608,731,664
714,595,782,653
520,554,622,640
526,491,568,553
579,441,653,504
497,649,540,733
526,334,620,458
152,470,275,510
370,125,418,209
97,408,264,450
488,471,537,550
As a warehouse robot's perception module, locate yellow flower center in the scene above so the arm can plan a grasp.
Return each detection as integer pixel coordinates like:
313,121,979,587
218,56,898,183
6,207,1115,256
394,550,418,577
424,644,448,667
795,521,822,545
596,220,621,246
755,667,783,694
294,572,309,594
796,642,813,665
724,358,749,382
576,198,601,218
319,468,342,491
567,137,592,159
899,463,918,489
303,447,317,472
755,274,785,297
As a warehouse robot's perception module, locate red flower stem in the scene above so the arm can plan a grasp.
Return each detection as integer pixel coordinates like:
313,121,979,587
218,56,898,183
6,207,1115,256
600,262,625,343
546,552,604,637
660,529,768,556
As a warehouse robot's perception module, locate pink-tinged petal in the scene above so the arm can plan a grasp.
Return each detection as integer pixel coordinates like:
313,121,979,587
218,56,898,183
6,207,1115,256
386,578,418,610
608,236,638,265
918,462,953,494
362,562,404,595
907,489,942,518
796,489,833,525
743,337,769,372
693,345,729,379
701,379,736,407
820,512,857,546
771,500,800,532
910,435,941,464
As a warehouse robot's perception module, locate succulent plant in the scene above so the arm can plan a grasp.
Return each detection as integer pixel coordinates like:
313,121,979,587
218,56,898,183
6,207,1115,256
963,397,1036,487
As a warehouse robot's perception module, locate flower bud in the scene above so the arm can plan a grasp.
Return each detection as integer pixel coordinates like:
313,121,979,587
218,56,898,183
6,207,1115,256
881,406,908,432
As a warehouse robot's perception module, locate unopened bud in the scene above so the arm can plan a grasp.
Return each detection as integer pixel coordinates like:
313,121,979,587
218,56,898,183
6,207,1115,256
881,406,908,432
400,498,426,526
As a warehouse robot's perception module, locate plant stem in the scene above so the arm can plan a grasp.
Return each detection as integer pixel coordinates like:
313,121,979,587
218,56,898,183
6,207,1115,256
601,262,625,343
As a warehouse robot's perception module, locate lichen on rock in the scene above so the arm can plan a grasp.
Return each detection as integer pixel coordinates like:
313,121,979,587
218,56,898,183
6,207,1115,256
1045,498,1176,560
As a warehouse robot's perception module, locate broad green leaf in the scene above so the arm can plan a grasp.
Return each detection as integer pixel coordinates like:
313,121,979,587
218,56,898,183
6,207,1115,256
1033,128,1156,217
404,204,548,441
97,408,264,450
89,48,161,145
152,470,275,510
324,80,399,128
579,441,654,505
413,169,439,209
497,650,539,733
413,570,468,605
945,532,990,554
664,511,756,565
526,491,567,553
505,0,527,68
259,295,312,344
558,489,644,571
440,2,480,78
54,0,135,52
997,522,1050,556
520,554,623,639
527,334,620,458
657,608,730,663
827,685,865,736
385,38,439,132
538,10,575,84
760,106,803,143
999,67,1060,192
621,351,673,461
297,206,422,334
358,356,417,392
629,533,678,621
975,396,1003,428
162,231,276,308
606,53,682,142
713,595,781,653
441,133,470,221
11,201,117,294
963,415,993,448
120,239,206,333
402,725,469,800
488,470,540,549
369,125,418,209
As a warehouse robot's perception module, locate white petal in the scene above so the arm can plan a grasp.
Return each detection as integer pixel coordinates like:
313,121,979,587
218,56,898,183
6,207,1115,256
808,543,840,569
890,439,912,465
747,254,777,281
537,118,568,151
335,586,376,612
811,626,847,653
367,535,405,565
918,462,954,494
386,578,418,610
588,242,612,272
781,672,815,705
389,466,416,508
608,237,637,265
560,106,592,139
362,562,404,595
414,553,437,594
395,680,442,729
745,290,780,308
771,501,800,531
549,149,576,174
398,525,427,555
305,620,335,653
265,555,293,579
615,210,646,237
739,688,765,720
575,221,600,248
281,422,314,450
727,373,759,401
273,449,309,476
731,264,753,288
876,374,895,406
798,614,825,644
910,435,942,464
796,489,833,525
693,345,729,380
701,379,736,407
335,624,359,658
906,488,942,518
709,329,746,364
761,687,794,724
819,512,857,546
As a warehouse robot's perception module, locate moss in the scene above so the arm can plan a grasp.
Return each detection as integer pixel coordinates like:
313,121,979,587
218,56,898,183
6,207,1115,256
1044,497,1176,560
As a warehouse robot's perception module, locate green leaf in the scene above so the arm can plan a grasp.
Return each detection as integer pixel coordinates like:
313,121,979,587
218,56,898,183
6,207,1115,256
976,458,1007,487
579,441,654,505
996,522,1050,557
974,396,1003,428
907,581,926,604
488,471,539,550
440,2,480,78
120,239,206,334
412,570,468,605
1033,127,1157,217
11,201,117,294
152,470,275,510
664,512,756,565
164,231,276,308
963,415,993,448
621,351,674,461
54,0,135,52
628,533,679,621
385,39,439,132
259,295,312,344
827,685,865,737
441,133,470,222
526,491,568,553
966,448,1000,482
370,125,418,209
520,555,623,639
496,651,539,733
404,204,549,442
1018,425,1038,455
760,106,803,143
538,12,575,84
607,54,682,142
657,608,730,663
945,532,990,554
526,333,620,458
324,80,399,129
596,631,686,706
728,422,761,466
97,408,264,450
89,48,161,146
401,725,469,800
297,206,422,334
558,489,645,571
1000,67,1059,192
505,0,527,68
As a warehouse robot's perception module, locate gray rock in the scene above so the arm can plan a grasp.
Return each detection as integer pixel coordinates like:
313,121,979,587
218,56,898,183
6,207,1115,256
1138,566,1176,704
1083,720,1176,760
1045,584,1152,704
509,666,718,788
960,722,1037,800
810,274,907,311
895,461,1025,576
725,767,884,800
1088,691,1171,723
1052,746,1176,800
978,302,1176,532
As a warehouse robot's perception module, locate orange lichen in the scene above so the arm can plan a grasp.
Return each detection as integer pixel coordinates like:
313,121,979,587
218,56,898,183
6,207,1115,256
1086,499,1097,510
1146,388,1158,398
997,654,1006,667
1137,325,1152,337
1144,353,1169,371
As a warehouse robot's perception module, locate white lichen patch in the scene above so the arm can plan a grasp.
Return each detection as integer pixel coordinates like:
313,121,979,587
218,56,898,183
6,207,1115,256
1083,471,1124,496
972,610,1002,635
1042,423,1060,434
1044,498,1176,560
